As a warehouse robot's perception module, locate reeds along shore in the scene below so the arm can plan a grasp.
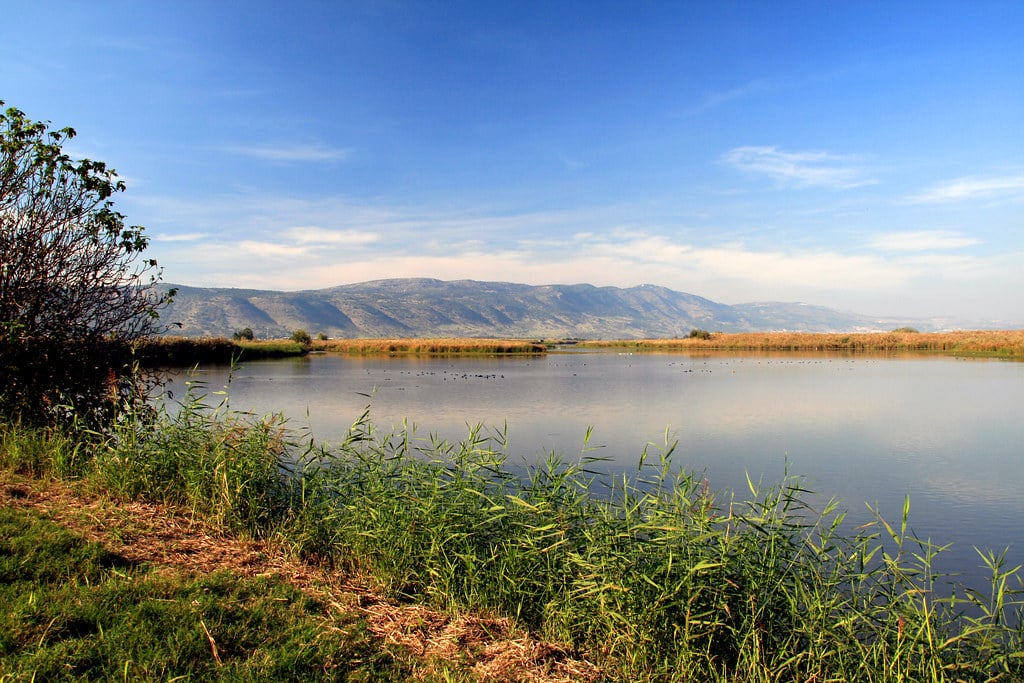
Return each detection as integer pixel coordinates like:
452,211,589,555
578,330,1024,357
137,331,1024,367
3,394,1023,681
311,338,547,354
136,337,310,366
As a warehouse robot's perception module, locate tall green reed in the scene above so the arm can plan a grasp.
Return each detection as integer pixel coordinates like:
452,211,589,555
0,420,87,478
96,378,299,537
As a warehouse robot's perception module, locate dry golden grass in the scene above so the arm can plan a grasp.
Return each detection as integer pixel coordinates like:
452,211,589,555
312,338,547,355
577,330,1024,357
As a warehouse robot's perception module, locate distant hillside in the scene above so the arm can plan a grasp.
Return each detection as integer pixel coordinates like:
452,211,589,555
158,278,947,339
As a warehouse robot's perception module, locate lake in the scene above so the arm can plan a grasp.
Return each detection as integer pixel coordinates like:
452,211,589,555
165,350,1024,590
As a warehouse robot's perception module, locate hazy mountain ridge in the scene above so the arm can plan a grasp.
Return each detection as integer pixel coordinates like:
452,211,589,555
159,278,959,338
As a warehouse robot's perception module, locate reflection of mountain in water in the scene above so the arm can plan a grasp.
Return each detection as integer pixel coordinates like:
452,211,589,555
159,278,954,338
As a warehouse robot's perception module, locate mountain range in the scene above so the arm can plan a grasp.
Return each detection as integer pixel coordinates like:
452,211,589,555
155,279,975,339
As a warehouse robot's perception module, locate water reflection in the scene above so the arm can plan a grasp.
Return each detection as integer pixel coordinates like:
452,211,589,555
163,351,1024,587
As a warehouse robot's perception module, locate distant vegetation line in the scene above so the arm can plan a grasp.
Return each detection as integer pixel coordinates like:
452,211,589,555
138,330,1024,366
579,329,1024,357
136,337,311,365
313,338,547,355
136,336,548,366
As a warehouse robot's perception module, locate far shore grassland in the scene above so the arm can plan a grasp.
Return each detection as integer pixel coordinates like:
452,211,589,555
575,329,1024,357
138,330,1024,367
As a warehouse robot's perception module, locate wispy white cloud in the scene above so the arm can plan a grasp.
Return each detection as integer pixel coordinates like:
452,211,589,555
223,144,350,162
869,231,981,251
689,78,772,114
904,174,1024,204
722,146,876,189
586,235,910,291
128,194,416,240
153,232,210,242
238,241,311,257
284,226,381,245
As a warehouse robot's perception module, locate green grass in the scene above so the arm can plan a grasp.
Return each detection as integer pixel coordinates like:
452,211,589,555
136,337,309,367
4,390,1024,681
311,337,547,355
0,506,408,682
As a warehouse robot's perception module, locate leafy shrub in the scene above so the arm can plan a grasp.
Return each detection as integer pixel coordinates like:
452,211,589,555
0,102,172,428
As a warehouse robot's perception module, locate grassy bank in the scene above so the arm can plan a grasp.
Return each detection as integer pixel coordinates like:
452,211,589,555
312,338,547,355
579,330,1024,358
0,503,408,681
0,429,587,681
3,396,1023,681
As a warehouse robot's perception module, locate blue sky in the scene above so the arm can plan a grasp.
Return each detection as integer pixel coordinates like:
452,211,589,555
4,1,1023,321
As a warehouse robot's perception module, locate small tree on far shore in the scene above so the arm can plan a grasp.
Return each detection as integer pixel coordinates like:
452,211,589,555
233,327,255,341
0,102,173,428
290,329,312,347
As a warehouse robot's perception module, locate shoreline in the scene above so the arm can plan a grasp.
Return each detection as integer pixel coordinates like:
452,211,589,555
139,330,1024,366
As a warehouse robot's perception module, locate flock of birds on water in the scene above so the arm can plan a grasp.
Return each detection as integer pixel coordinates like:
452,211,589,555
357,357,876,389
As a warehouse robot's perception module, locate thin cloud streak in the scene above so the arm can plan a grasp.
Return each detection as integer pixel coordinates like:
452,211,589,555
904,175,1024,204
153,232,210,242
238,241,311,257
869,231,981,251
722,146,876,189
223,144,350,162
130,191,639,250
284,226,381,245
688,78,772,115
586,236,911,291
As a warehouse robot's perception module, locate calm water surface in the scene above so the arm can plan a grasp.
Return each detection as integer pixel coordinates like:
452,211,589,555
166,351,1024,587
